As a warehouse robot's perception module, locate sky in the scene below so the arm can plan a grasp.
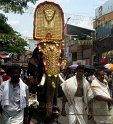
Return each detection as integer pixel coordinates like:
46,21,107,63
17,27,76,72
3,0,108,38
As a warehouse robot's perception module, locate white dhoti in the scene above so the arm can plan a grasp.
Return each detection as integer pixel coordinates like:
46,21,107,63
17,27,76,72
93,101,110,124
68,97,84,124
2,110,24,124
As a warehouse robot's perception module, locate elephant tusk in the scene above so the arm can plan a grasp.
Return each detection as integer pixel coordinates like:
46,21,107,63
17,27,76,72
37,73,46,87
58,73,65,83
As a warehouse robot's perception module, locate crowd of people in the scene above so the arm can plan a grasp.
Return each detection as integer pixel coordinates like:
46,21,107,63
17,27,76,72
0,63,113,124
59,64,113,124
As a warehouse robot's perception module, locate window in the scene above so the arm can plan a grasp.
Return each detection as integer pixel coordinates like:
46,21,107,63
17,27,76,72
72,52,77,61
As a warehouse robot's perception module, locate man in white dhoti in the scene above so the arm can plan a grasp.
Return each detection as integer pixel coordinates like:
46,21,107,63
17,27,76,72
61,65,90,124
0,64,29,124
88,68,113,124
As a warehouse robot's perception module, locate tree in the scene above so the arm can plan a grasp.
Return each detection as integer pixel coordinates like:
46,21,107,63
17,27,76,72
0,13,15,34
0,0,36,54
0,33,28,54
0,13,28,55
0,0,37,13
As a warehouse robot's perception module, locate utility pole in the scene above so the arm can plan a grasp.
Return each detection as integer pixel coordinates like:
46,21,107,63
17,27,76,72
64,17,71,58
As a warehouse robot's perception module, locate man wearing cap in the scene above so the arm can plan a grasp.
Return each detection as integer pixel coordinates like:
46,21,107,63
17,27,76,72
61,65,90,124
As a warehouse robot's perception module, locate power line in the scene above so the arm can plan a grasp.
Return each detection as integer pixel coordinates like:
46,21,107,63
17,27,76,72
24,7,94,26
24,7,94,20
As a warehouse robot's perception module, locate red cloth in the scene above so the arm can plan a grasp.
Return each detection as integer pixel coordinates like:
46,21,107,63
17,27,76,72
2,74,10,81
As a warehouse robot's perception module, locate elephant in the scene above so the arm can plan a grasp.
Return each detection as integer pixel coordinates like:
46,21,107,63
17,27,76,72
28,1,64,122
27,43,61,122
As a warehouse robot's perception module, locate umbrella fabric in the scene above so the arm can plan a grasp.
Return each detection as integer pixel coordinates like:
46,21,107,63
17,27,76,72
68,64,78,70
84,65,95,70
0,68,5,73
104,64,113,70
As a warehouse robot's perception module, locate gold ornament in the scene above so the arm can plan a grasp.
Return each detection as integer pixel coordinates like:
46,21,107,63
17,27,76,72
39,42,61,76
51,81,56,89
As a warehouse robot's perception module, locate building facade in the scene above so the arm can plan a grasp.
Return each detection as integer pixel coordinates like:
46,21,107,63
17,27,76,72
93,0,113,63
64,24,95,65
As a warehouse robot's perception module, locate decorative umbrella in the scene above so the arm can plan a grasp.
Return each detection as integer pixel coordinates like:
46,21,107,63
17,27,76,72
104,63,113,70
84,65,95,70
68,64,78,70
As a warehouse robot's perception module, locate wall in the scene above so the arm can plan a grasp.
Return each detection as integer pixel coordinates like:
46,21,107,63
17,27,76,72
82,48,92,59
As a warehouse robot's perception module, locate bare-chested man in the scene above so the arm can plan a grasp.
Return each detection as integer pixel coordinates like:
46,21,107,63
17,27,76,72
61,65,90,124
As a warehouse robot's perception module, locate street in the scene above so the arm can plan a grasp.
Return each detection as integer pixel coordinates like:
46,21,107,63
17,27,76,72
30,98,113,124
1,1,113,124
30,97,68,124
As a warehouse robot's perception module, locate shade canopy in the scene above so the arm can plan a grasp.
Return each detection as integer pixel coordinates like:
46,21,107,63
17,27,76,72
68,64,78,70
104,63,113,70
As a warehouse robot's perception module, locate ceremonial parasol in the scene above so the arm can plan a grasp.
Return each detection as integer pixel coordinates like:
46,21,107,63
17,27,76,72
84,65,95,70
104,63,113,70
68,64,78,70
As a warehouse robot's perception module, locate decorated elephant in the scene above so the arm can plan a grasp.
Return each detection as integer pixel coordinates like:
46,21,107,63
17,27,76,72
27,1,64,122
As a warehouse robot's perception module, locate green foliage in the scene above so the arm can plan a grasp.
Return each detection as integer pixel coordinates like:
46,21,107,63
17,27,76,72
0,33,28,54
0,14,15,34
0,0,37,14
0,0,35,54
0,13,7,22
0,14,28,55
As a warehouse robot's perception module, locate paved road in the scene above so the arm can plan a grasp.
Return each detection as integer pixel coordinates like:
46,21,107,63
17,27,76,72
31,98,113,124
30,97,69,124
57,97,68,124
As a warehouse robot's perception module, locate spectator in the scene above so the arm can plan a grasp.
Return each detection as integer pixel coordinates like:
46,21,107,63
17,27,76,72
61,65,90,124
88,68,113,124
0,64,29,124
85,69,95,84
